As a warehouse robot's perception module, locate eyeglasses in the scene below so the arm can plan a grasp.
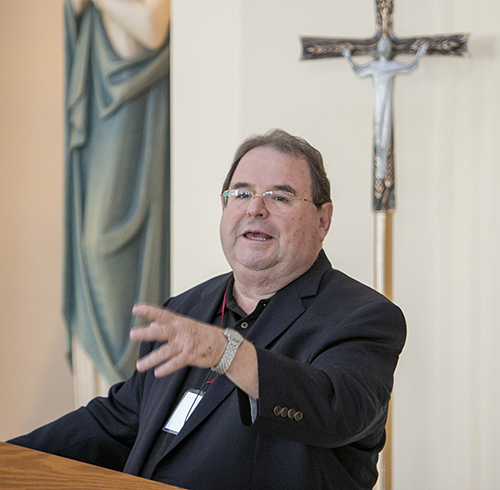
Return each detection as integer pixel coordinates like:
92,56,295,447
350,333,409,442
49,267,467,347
221,189,313,212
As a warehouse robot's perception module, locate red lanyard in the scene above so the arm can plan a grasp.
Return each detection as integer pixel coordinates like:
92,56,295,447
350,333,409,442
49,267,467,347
220,276,231,329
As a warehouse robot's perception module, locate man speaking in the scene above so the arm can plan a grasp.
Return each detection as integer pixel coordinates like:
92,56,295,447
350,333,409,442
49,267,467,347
9,129,406,489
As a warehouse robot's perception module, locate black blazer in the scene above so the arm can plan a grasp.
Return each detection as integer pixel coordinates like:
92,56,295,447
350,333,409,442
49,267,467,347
10,251,406,490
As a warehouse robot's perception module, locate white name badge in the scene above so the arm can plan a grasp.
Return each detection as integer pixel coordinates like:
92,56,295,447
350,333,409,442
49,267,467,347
163,389,204,435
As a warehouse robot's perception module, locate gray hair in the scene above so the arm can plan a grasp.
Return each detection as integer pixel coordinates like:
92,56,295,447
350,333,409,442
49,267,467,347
222,129,331,208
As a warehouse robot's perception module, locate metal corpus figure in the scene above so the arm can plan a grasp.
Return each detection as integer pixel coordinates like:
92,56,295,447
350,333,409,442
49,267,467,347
341,37,427,210
301,0,469,212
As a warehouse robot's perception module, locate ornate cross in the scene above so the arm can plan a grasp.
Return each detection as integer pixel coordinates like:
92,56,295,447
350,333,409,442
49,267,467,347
300,2,469,489
301,0,469,211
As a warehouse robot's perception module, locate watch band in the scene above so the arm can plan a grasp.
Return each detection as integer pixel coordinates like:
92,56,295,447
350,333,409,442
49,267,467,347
211,328,243,375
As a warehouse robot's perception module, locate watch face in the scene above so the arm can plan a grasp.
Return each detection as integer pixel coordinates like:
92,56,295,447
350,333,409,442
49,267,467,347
225,328,243,342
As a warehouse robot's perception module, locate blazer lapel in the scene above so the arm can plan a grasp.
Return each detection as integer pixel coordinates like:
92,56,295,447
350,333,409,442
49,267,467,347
246,249,331,349
164,372,235,454
125,274,231,474
157,274,236,454
244,284,306,348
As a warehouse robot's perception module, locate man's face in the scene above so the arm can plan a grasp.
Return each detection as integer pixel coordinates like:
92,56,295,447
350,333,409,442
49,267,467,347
220,146,332,283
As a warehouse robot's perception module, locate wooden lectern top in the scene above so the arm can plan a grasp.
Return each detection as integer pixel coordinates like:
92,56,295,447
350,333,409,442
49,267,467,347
0,442,184,490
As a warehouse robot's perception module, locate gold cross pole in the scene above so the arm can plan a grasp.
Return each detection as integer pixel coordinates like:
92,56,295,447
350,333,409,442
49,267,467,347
300,1,469,489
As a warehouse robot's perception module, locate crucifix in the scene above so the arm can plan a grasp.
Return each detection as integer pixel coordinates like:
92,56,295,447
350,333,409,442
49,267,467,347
300,1,469,489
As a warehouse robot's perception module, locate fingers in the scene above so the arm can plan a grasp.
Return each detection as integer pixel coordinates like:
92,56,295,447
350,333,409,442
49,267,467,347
130,303,179,343
151,354,186,378
130,321,167,343
136,340,181,374
132,303,173,322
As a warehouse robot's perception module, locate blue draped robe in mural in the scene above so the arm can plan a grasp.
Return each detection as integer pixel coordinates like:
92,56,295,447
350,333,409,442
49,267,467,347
63,1,170,383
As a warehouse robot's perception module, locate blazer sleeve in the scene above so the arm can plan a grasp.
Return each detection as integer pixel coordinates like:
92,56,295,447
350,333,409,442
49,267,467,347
239,299,406,448
7,341,155,471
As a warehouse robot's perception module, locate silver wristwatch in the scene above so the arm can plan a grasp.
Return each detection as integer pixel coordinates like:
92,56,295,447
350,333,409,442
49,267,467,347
211,328,244,375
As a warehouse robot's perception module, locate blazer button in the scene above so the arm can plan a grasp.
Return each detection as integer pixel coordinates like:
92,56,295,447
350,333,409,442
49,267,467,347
294,411,303,422
280,407,289,418
274,406,282,416
241,322,248,329
287,409,296,419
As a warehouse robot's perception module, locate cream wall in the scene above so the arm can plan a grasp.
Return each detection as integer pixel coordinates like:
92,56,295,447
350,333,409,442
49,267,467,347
0,1,74,441
1,0,499,489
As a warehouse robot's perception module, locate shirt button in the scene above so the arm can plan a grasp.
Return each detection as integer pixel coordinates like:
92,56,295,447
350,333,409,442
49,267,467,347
241,322,248,329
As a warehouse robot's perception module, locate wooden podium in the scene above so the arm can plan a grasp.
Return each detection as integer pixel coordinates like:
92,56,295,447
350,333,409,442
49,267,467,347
0,442,184,489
